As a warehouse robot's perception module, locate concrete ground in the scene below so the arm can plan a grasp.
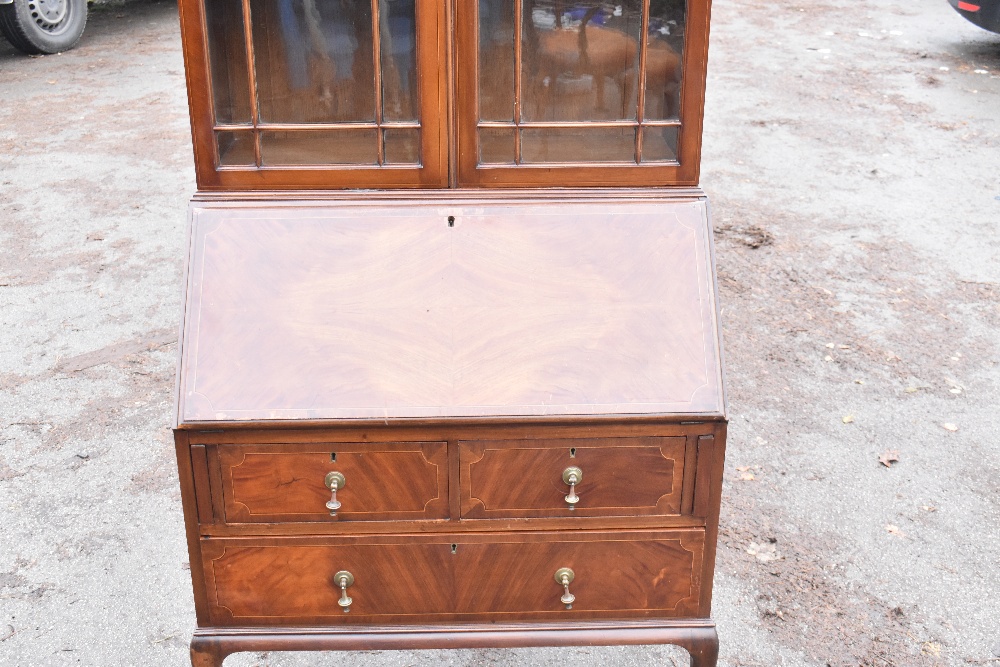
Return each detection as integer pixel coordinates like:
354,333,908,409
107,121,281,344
1,0,998,664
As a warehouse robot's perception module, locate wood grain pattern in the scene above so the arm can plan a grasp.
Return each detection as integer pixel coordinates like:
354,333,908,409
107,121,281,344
208,541,456,621
453,532,703,617
177,198,722,424
460,436,684,518
202,530,703,625
218,442,448,523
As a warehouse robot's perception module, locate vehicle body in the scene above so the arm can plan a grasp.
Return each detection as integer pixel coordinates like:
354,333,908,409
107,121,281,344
0,0,87,54
948,0,1000,34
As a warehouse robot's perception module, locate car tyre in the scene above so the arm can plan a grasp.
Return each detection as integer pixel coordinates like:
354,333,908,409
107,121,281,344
0,0,87,54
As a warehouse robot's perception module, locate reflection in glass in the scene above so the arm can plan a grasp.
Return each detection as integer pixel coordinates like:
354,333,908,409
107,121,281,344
260,130,379,165
644,0,685,121
641,125,678,162
522,0,642,122
521,127,634,163
383,128,420,163
472,0,688,167
250,0,379,123
205,0,251,124
479,0,515,121
380,0,419,122
248,0,419,122
216,131,256,166
479,127,516,163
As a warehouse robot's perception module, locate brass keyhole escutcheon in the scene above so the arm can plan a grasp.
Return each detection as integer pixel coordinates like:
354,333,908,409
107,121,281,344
554,567,576,609
325,471,346,516
562,466,583,509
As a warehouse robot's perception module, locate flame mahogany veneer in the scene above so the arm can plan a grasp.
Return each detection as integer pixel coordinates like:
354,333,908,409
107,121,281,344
174,195,727,666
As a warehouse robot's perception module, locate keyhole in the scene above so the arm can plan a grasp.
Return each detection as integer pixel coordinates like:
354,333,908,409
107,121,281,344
569,448,576,458
447,216,455,227
330,453,337,462
451,544,458,554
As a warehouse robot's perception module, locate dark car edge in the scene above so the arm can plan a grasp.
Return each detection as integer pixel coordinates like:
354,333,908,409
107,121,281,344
948,0,1000,33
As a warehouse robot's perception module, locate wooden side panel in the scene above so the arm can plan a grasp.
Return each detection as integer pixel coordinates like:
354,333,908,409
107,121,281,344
190,444,216,524
174,431,212,626
460,437,685,518
218,442,449,522
680,433,699,515
698,423,727,616
692,435,716,519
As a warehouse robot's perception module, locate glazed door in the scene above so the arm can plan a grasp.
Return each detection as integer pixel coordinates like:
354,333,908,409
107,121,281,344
180,0,711,190
456,0,710,187
182,0,447,189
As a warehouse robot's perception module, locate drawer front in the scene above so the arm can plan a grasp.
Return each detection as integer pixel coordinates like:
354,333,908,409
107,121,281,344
201,530,704,625
218,442,448,522
203,540,455,624
453,531,704,618
460,437,686,518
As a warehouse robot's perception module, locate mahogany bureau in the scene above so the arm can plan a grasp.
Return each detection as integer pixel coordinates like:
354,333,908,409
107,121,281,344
174,195,726,666
171,0,725,663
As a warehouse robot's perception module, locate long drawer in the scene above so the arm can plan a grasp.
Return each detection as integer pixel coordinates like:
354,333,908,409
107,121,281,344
201,530,705,625
460,437,687,518
216,442,449,523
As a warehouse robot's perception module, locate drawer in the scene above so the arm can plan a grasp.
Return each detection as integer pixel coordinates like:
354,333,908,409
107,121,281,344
459,437,686,518
216,442,448,522
201,530,704,625
203,539,456,623
453,531,704,617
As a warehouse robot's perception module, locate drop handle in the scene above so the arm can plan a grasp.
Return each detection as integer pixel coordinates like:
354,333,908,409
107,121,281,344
325,471,346,516
562,467,583,509
334,570,354,612
554,568,575,609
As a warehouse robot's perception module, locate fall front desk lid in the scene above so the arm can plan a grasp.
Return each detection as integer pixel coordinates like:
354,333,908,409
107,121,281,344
176,198,724,425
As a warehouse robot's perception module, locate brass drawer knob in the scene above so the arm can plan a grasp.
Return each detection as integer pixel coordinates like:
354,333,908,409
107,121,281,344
334,570,354,613
562,467,583,509
554,567,576,609
324,471,346,517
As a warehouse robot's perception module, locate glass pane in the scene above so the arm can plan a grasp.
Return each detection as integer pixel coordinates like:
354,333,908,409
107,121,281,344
205,0,251,124
384,128,420,163
479,127,515,164
479,0,515,121
216,131,256,166
521,127,634,163
380,0,418,122
644,0,685,120
640,125,678,162
260,130,378,165
521,0,642,122
250,0,375,123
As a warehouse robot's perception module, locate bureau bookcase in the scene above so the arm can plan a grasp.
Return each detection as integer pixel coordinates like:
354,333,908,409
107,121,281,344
173,0,726,665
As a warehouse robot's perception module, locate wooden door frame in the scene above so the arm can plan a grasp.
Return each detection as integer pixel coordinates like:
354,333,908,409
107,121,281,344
454,0,712,188
177,0,450,190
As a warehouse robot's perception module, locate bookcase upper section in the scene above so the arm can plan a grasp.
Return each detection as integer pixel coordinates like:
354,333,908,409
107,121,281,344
177,0,712,190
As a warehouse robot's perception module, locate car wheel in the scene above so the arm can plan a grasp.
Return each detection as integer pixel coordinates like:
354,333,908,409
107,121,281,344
0,0,87,55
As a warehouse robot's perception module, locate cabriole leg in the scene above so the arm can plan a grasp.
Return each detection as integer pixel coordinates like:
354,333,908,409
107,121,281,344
682,626,719,667
190,636,226,667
